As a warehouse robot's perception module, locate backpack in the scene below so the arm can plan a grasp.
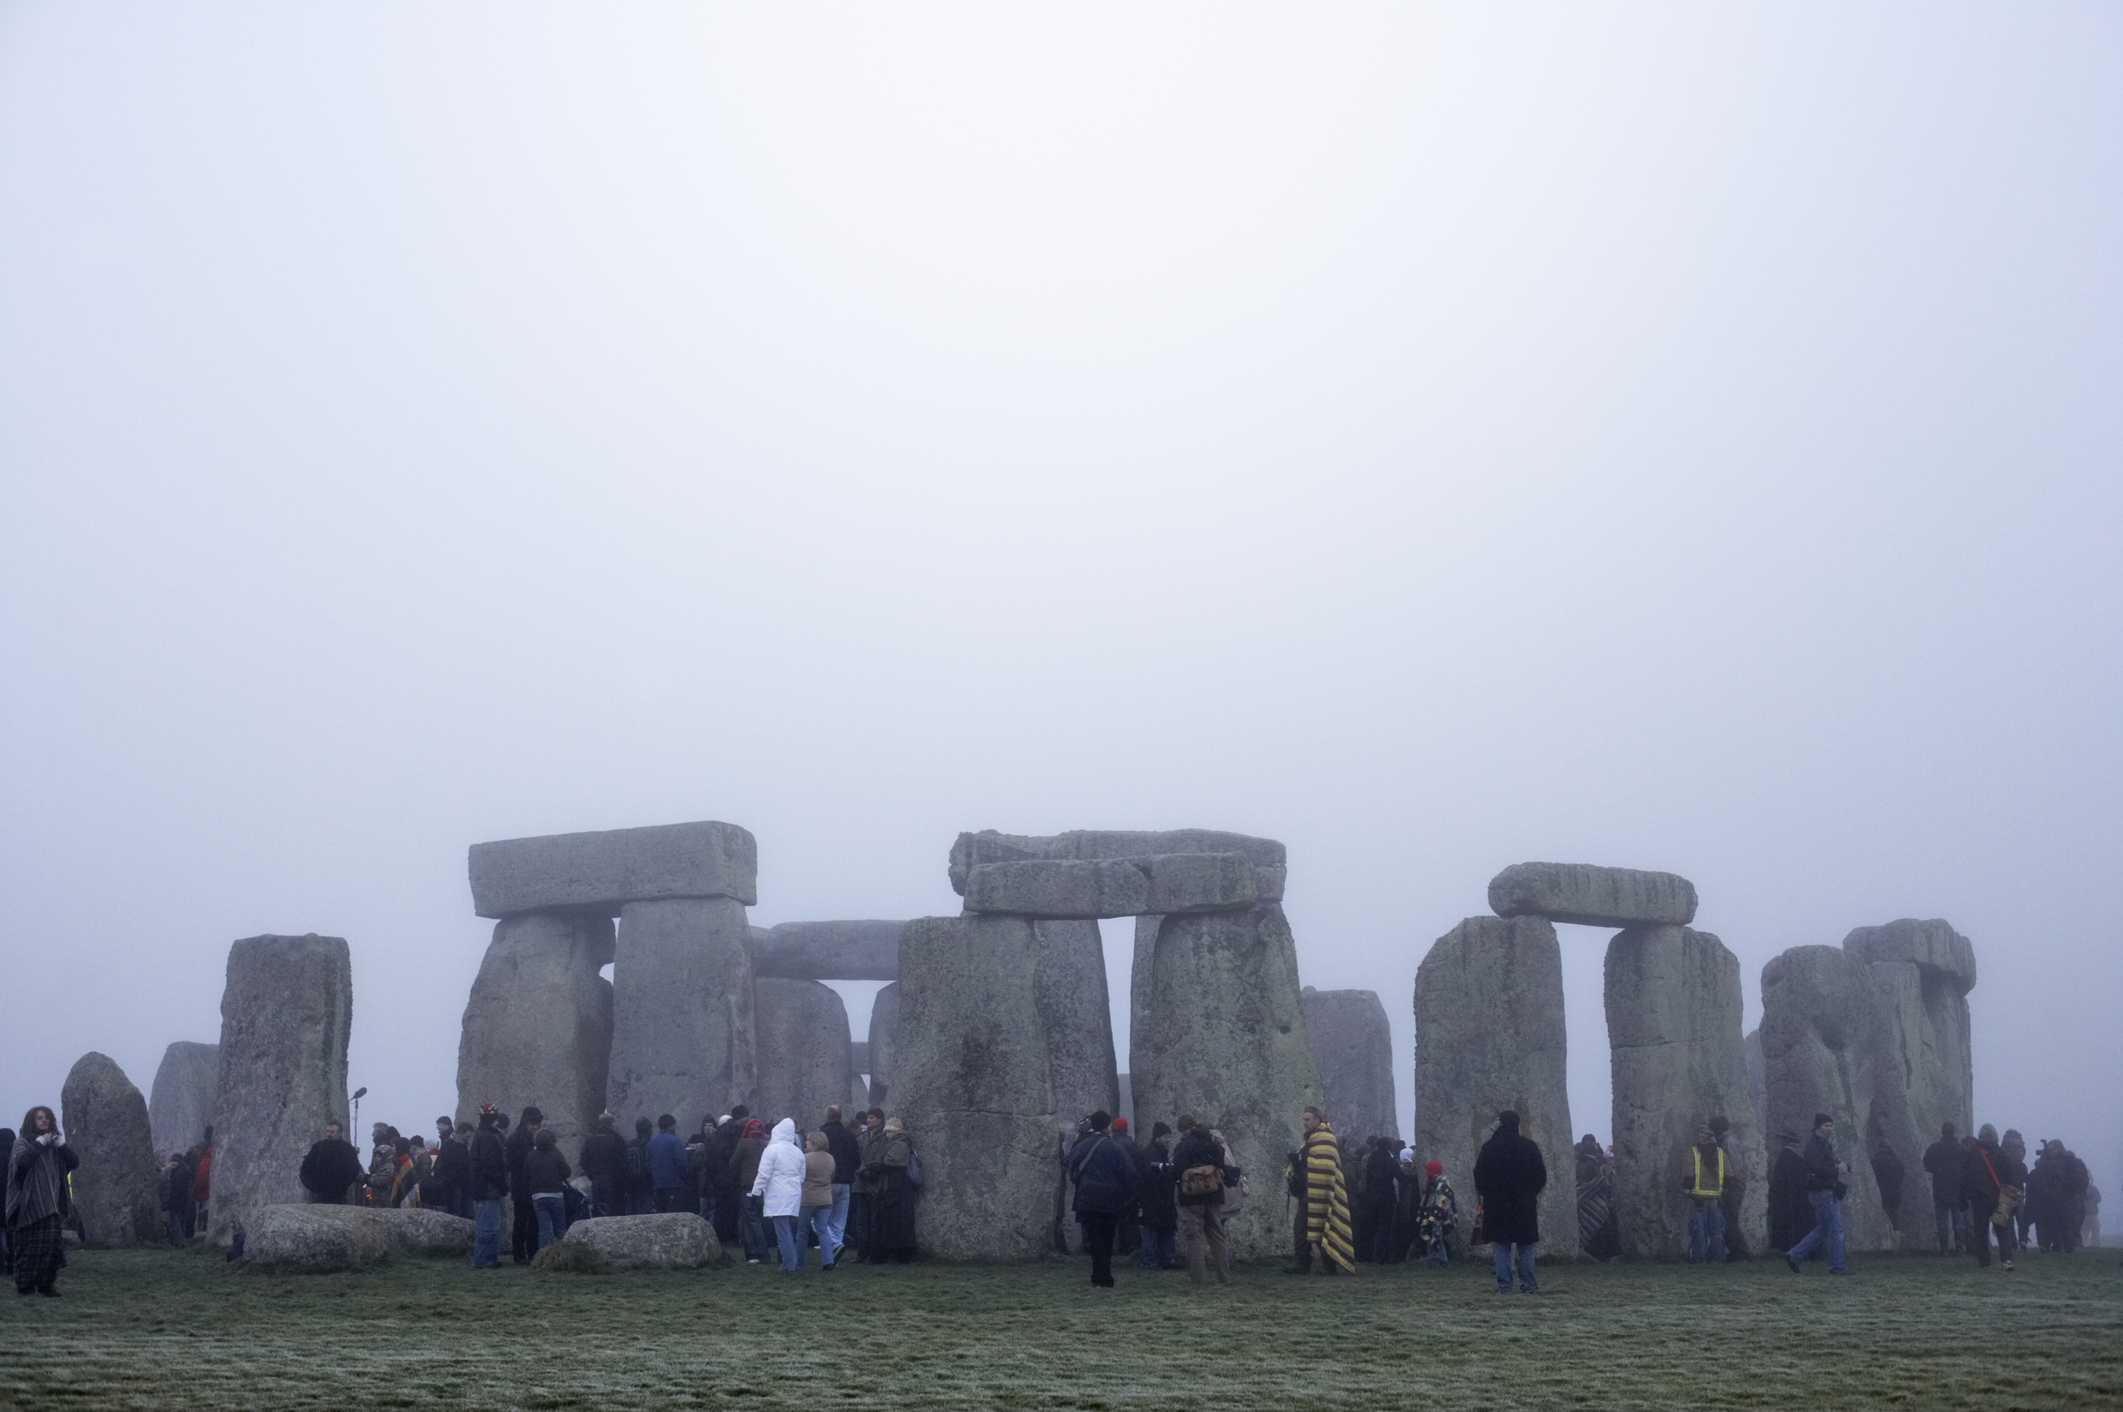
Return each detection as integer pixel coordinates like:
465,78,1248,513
905,1149,925,1190
1180,1164,1224,1199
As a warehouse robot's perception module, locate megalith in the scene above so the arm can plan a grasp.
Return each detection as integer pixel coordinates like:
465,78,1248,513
1131,903,1323,1259
455,911,615,1153
752,978,855,1130
60,1051,161,1246
469,819,758,917
1032,918,1121,1130
752,920,904,981
149,1040,219,1155
951,829,1287,902
865,982,899,1107
1411,916,1575,1256
1745,1027,1767,1139
1604,925,1766,1258
1302,987,1399,1142
1758,944,1920,1251
1843,919,1976,1176
209,933,353,1241
1488,861,1697,929
606,896,758,1127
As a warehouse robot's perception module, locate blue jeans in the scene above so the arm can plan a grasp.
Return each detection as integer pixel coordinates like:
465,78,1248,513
1789,1191,1847,1273
1688,1200,1727,1263
1934,1202,1967,1252
1139,1225,1177,1269
472,1197,503,1267
772,1213,802,1271
827,1184,851,1257
1493,1240,1537,1292
1428,1232,1450,1266
805,1204,837,1266
533,1193,567,1249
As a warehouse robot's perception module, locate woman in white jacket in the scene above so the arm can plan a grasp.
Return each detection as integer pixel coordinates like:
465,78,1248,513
750,1118,809,1272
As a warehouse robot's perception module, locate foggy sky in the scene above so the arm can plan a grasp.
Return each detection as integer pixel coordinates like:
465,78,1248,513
3,6,2117,1199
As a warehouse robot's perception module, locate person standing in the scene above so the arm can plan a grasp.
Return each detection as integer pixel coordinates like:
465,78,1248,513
579,1113,627,1219
428,1121,471,1218
1922,1123,1968,1254
850,1108,887,1259
706,1109,747,1247
1108,1117,1141,1258
299,1122,364,1205
469,1105,510,1269
7,1107,76,1297
726,1117,770,1262
1415,1159,1458,1265
800,1131,839,1271
821,1105,861,1264
1767,1130,1811,1252
647,1114,688,1214
2000,1129,2032,1248
1962,1124,2020,1271
1361,1137,1401,1263
1066,1111,1137,1289
1785,1113,1849,1276
1474,1109,1547,1293
861,1117,920,1264
1706,1116,1750,1261
1683,1125,1730,1264
1300,1108,1355,1275
1134,1121,1179,1271
1170,1113,1231,1287
523,1128,572,1249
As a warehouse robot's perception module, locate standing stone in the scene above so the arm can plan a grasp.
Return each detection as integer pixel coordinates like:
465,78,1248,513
1117,1073,1134,1131
1411,916,1575,1257
752,978,855,1130
1302,988,1400,1142
1843,918,1976,1219
1604,925,1766,1259
1033,919,1121,1130
606,897,756,1126
1132,903,1323,1259
148,1041,220,1156
1129,914,1164,1066
752,921,905,981
1487,862,1697,929
209,934,353,1241
1758,944,1921,1252
455,911,615,1155
60,1052,161,1246
1745,1027,1767,1139
865,983,899,1107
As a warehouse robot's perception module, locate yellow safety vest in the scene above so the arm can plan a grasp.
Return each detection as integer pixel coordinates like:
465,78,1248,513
1689,1147,1725,1199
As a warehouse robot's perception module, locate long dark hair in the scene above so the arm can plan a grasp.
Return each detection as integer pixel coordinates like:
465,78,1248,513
21,1105,55,1135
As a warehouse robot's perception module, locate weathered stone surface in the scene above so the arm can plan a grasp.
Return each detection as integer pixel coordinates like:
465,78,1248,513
606,897,756,1127
1759,944,1921,1251
1845,919,1976,1160
1487,862,1697,929
1033,920,1121,1130
753,921,904,981
1302,988,1399,1142
455,911,615,1155
951,829,1286,903
849,1039,870,1075
1117,1073,1134,1131
1132,903,1323,1259
753,978,854,1130
60,1052,161,1247
1140,854,1260,915
1745,1027,1767,1138
1130,915,1163,1063
962,859,1150,919
240,1204,474,1271
866,983,899,1107
470,819,757,919
149,1041,219,1156
559,1213,723,1269
1604,925,1766,1259
1411,917,1575,1255
210,934,352,1241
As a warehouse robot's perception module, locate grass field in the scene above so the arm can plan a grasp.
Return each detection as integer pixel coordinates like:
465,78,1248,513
3,1244,2119,1410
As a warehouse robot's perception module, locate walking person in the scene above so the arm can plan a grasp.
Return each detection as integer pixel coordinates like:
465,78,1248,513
1962,1124,2021,1271
8,1108,75,1296
1922,1123,1968,1254
800,1131,839,1271
1171,1113,1232,1287
1301,1108,1356,1275
1785,1114,1849,1276
1473,1109,1547,1293
1066,1111,1138,1289
523,1128,572,1250
821,1105,861,1264
579,1113,627,1219
299,1122,364,1205
1135,1121,1179,1271
468,1105,509,1268
1683,1125,1731,1264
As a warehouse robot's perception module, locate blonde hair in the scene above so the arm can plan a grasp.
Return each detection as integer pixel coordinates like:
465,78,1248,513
805,1130,827,1151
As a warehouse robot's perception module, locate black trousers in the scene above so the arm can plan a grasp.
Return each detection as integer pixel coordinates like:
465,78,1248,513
510,1181,536,1261
1081,1212,1118,1286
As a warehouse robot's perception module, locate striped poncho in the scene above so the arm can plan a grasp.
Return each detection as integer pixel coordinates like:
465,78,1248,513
1303,1125,1356,1272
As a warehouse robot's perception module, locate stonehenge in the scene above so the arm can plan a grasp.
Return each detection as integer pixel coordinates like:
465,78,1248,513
951,829,1286,902
469,819,757,917
1412,916,1576,1255
865,983,900,1106
1303,987,1399,1142
1488,861,1697,929
209,933,352,1241
61,1051,162,1247
455,910,615,1150
149,1040,219,1155
1844,919,1976,1157
1604,925,1766,1259
605,896,758,1126
752,978,856,1131
753,920,904,981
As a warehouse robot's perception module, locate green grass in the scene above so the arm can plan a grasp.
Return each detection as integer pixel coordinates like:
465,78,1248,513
3,1245,2119,1410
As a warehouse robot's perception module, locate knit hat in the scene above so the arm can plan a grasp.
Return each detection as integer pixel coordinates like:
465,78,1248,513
1813,1112,1833,1129
1425,1160,1443,1176
1151,1122,1171,1139
1111,1117,1128,1133
1087,1110,1112,1132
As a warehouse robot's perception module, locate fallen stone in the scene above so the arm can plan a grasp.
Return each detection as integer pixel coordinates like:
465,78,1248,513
1487,862,1697,929
149,1041,219,1156
866,983,899,1107
560,1213,725,1269
1759,944,1921,1252
209,934,352,1242
1132,904,1323,1260
753,921,904,981
1604,925,1766,1259
1411,916,1576,1256
1844,920,1976,1212
61,1052,161,1247
240,1204,474,1271
1302,988,1399,1143
469,819,757,919
962,859,1150,918
951,829,1286,902
606,897,757,1128
752,978,854,1130
455,911,615,1155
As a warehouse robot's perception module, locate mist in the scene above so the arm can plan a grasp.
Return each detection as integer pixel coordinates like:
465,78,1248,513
3,5,2117,1203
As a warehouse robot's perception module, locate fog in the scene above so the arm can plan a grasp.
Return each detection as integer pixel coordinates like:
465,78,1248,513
3,6,2117,1201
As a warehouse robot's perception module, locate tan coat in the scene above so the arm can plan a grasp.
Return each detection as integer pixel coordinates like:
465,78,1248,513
802,1149,836,1210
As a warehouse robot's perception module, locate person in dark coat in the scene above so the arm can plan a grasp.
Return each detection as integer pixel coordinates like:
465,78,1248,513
706,1109,747,1246
1785,1113,1849,1275
7,1107,76,1296
1134,1121,1179,1271
469,1105,510,1268
1108,1118,1141,1257
2001,1129,2032,1247
1922,1123,1967,1253
861,1117,919,1264
1360,1138,1401,1263
1767,1130,1813,1252
1871,1143,1906,1231
579,1112,628,1218
505,1107,543,1263
1962,1124,2020,1270
0,1127,14,1277
1066,1111,1138,1288
625,1117,655,1215
298,1122,364,1205
821,1105,862,1262
727,1117,771,1261
1707,1116,1750,1260
2026,1141,2085,1253
1473,1109,1546,1293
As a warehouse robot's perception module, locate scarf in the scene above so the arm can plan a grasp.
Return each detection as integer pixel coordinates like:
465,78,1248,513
7,1136,68,1227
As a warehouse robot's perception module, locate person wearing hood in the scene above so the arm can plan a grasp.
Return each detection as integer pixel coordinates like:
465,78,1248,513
1961,1123,2020,1270
800,1131,839,1270
2000,1129,2032,1247
727,1116,771,1263
1474,1109,1547,1293
579,1113,628,1219
1134,1121,1179,1271
1301,1108,1356,1275
1416,1159,1458,1266
749,1118,809,1272
1784,1113,1849,1275
505,1107,543,1264
1922,1122,1968,1254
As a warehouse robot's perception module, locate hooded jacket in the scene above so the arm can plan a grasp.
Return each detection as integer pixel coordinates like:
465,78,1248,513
750,1119,807,1218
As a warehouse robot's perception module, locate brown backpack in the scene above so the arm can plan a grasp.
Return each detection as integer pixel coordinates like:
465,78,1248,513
1180,1164,1224,1199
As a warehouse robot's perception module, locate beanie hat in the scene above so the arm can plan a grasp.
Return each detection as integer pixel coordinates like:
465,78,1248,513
1425,1160,1443,1176
1087,1110,1112,1131
1151,1122,1171,1139
1813,1112,1833,1129
1111,1118,1127,1132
